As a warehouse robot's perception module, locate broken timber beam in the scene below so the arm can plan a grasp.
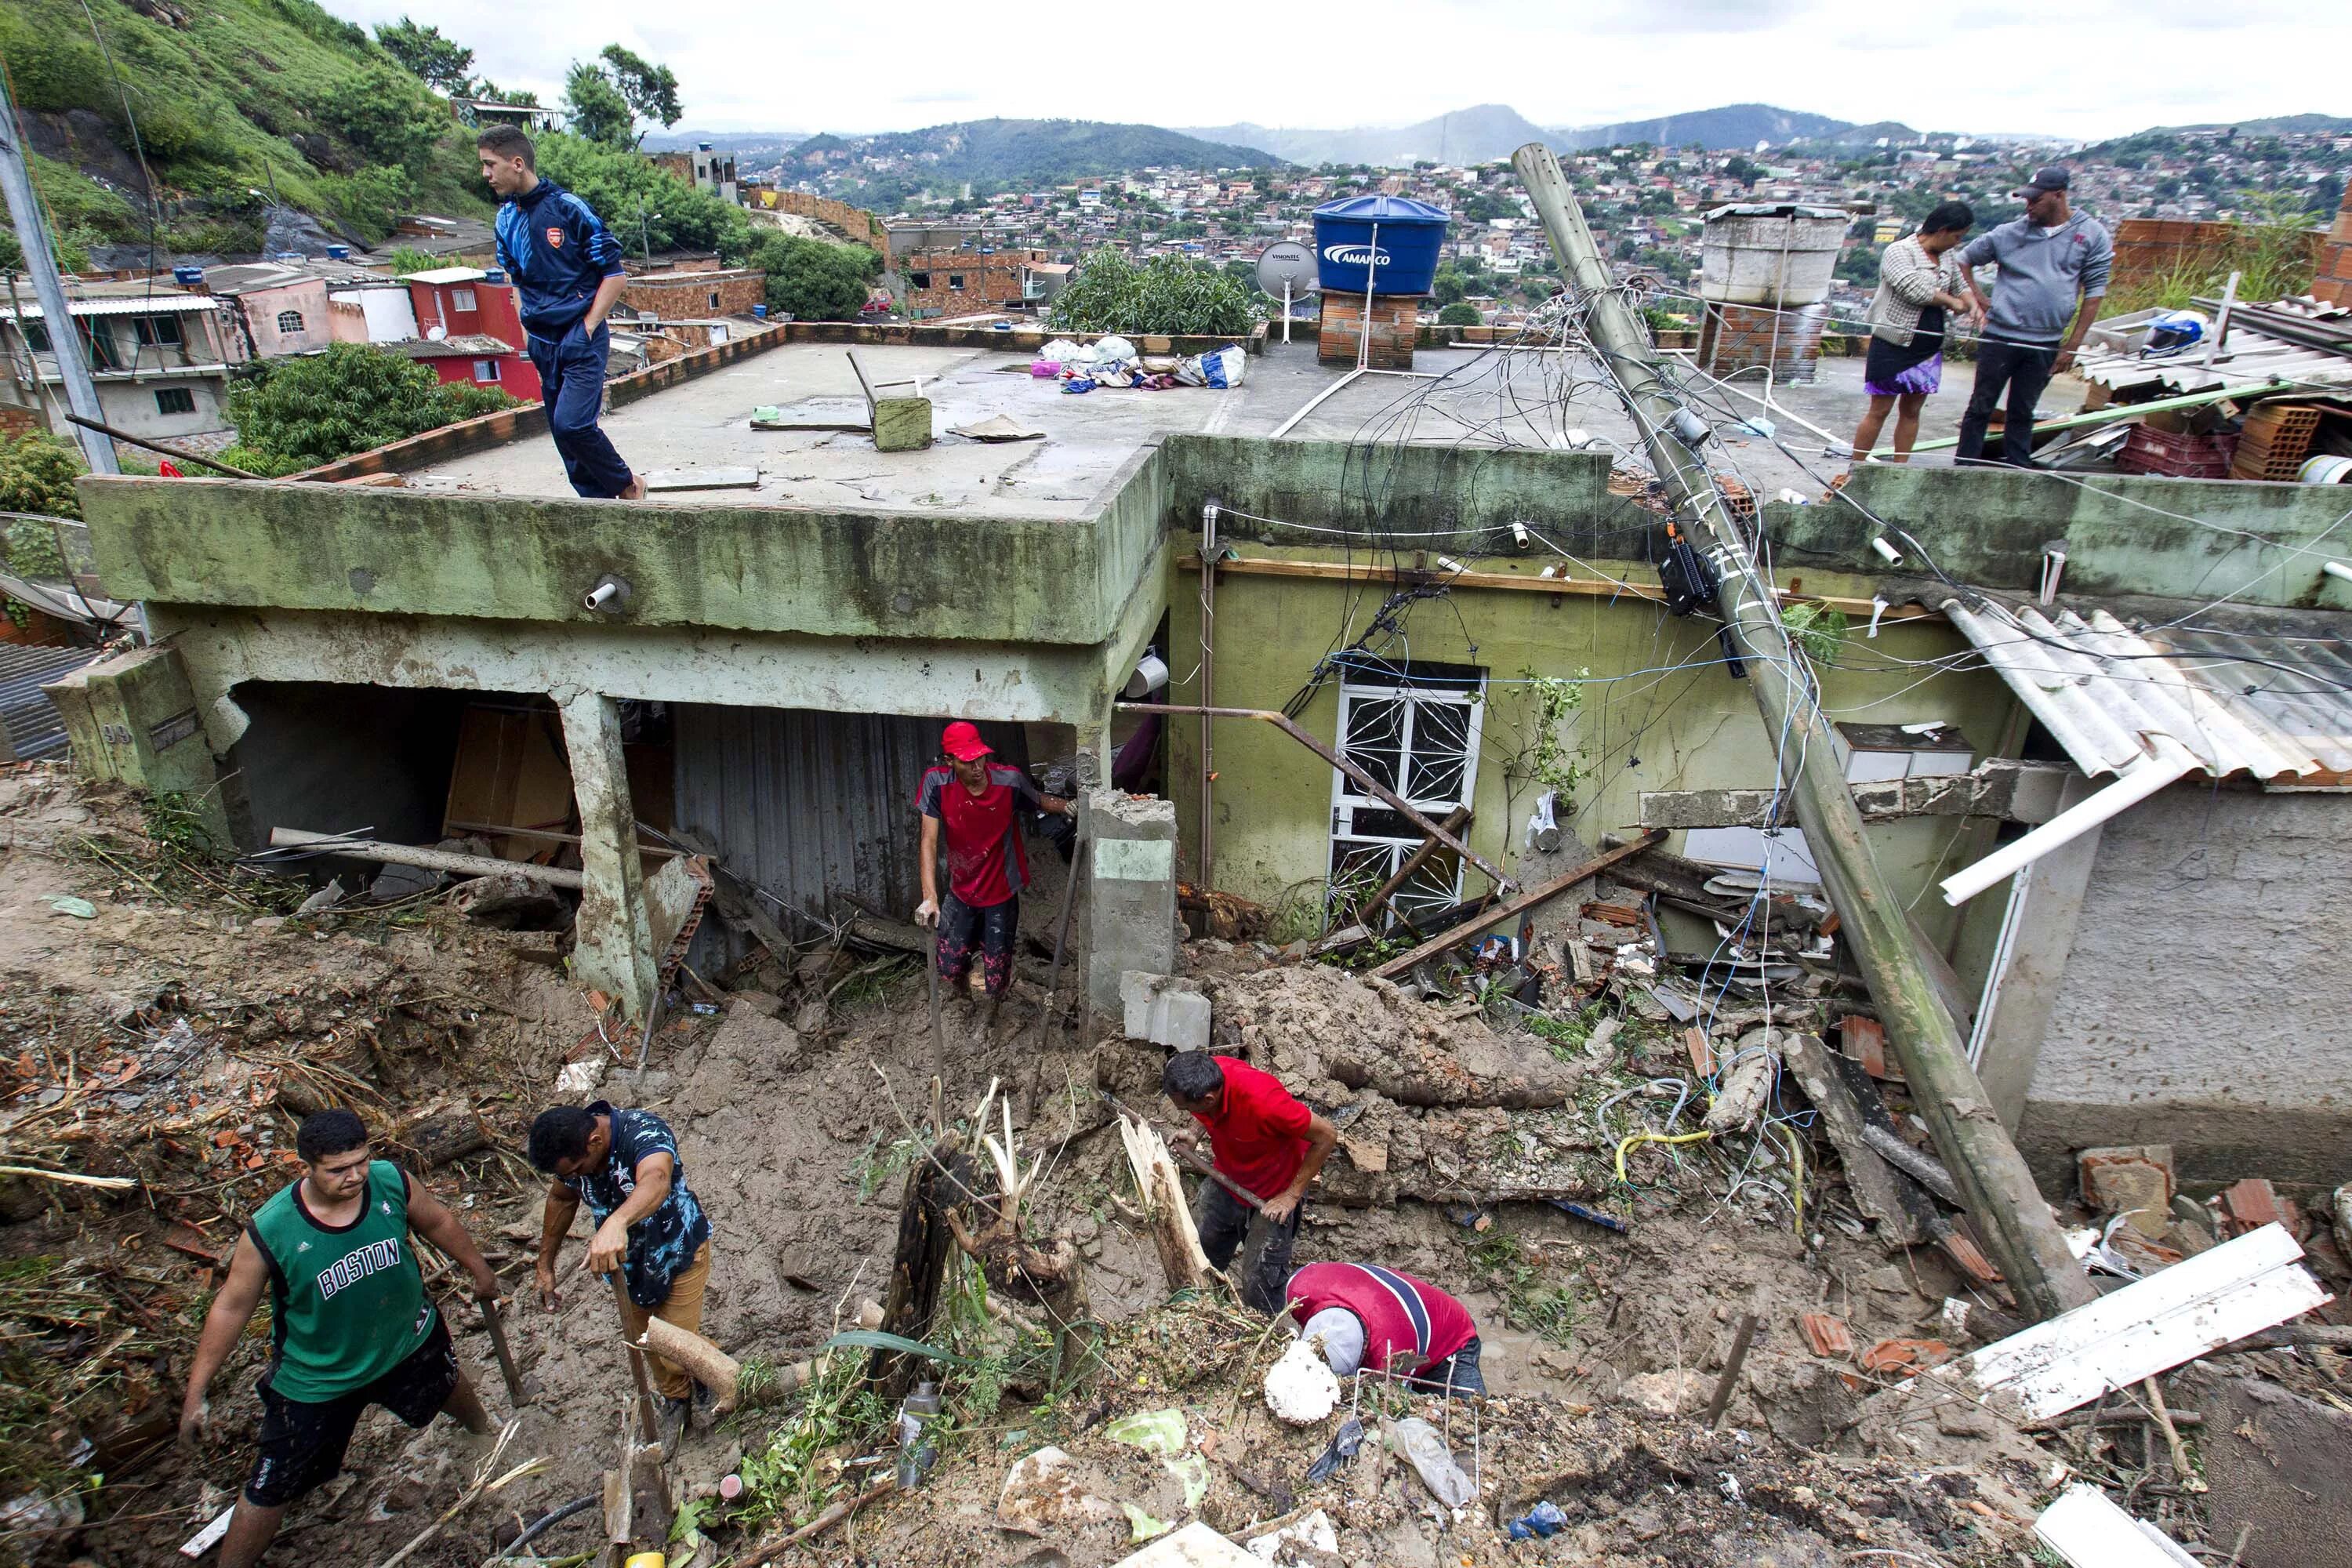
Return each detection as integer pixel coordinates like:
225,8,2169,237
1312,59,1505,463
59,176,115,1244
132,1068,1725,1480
1638,759,2079,829
267,827,585,888
1370,831,1664,980
1118,702,1510,891
1358,804,1470,928
1515,140,2093,1322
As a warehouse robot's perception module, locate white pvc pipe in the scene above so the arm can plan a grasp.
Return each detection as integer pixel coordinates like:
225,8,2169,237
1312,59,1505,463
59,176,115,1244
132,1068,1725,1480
1940,737,2198,906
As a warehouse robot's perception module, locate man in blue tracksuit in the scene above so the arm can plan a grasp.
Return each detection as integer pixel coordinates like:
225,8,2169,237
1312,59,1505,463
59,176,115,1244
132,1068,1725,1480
477,125,644,500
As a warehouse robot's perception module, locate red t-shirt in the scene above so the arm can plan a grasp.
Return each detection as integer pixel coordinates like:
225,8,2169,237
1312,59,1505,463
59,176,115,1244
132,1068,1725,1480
1192,1056,1312,1203
916,764,1039,908
1283,1261,1478,1377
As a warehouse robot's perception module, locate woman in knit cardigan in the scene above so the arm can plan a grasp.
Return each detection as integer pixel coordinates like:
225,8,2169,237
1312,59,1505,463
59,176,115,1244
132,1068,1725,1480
1849,201,1979,463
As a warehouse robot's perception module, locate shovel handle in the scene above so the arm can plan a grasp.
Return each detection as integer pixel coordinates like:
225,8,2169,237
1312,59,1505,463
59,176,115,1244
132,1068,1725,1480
480,1297,528,1405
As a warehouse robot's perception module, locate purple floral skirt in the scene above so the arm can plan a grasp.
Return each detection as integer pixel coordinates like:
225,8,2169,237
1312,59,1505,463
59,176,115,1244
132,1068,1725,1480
1864,350,1943,398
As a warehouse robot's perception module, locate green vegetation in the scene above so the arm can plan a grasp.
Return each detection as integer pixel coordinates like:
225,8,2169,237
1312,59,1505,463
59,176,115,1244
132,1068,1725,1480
1047,252,1264,336
2104,191,2321,314
219,344,516,475
1437,301,1481,328
1464,1225,1581,1346
0,432,87,527
1778,602,1849,664
751,232,881,321
0,0,494,249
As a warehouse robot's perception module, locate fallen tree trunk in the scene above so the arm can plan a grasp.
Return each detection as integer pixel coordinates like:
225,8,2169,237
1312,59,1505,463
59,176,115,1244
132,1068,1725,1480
1323,1052,1580,1110
1116,1113,1213,1294
1371,832,1665,980
639,1318,742,1414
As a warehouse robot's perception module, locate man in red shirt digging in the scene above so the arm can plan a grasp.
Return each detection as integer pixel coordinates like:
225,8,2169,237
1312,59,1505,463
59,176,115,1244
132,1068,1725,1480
1162,1050,1338,1312
1283,1261,1485,1398
913,720,1073,1026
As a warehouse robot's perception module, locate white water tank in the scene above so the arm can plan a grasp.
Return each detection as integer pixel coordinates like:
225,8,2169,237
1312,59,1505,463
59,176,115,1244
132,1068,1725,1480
1698,204,1848,307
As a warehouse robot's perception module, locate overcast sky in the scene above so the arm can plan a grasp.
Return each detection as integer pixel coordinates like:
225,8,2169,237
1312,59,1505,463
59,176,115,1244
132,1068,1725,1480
328,0,2347,143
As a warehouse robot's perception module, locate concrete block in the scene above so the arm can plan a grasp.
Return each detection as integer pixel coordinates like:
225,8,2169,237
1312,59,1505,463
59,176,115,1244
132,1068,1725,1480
2204,1377,2352,1568
42,643,226,844
1084,789,1178,1013
871,395,933,452
1121,971,1210,1051
2078,1145,2175,1237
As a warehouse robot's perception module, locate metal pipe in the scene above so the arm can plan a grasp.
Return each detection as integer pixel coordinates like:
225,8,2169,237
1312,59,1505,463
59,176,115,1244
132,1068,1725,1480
1512,140,2094,1321
1199,504,1218,887
1116,701,1510,891
0,74,118,474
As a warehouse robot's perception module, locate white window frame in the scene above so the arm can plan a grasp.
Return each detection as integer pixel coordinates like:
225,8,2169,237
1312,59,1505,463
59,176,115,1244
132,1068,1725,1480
1328,670,1486,924
450,287,477,311
472,358,501,383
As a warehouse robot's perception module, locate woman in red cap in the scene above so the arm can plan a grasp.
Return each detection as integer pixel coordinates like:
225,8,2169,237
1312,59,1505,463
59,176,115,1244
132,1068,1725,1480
914,721,1073,1023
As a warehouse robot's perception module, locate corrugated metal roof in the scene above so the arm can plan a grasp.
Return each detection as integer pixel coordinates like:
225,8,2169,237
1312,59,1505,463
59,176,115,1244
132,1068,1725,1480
0,292,220,321
383,335,517,359
0,642,102,761
398,267,487,286
2080,304,2352,397
1940,598,2352,789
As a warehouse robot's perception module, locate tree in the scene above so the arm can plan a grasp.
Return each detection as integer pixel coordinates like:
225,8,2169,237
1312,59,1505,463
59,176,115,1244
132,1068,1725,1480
598,45,683,139
1431,265,1467,307
468,80,540,108
749,233,879,321
1722,155,1762,189
563,62,634,149
1437,302,1481,328
375,16,474,93
222,345,517,475
0,434,86,527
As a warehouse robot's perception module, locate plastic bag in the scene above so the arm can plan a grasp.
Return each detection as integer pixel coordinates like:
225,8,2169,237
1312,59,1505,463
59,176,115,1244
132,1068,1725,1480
1387,1417,1475,1507
1094,335,1138,364
1174,354,1210,387
1042,339,1083,361
1203,344,1247,390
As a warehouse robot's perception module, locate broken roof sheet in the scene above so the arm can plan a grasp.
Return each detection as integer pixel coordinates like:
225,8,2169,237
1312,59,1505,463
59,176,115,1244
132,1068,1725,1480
1940,597,2352,788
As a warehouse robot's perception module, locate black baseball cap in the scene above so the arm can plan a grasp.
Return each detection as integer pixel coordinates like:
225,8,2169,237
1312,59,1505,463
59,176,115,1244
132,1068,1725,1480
2020,166,2070,195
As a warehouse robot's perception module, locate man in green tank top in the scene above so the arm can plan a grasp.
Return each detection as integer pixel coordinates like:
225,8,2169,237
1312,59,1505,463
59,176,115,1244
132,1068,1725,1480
178,1110,504,1566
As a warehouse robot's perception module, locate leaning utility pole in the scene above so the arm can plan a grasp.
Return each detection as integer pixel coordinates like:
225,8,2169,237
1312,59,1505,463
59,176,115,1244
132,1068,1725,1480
0,72,118,474
1510,143,2092,1322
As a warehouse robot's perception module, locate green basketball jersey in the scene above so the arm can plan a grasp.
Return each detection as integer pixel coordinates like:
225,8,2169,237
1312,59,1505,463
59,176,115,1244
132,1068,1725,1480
248,1160,434,1402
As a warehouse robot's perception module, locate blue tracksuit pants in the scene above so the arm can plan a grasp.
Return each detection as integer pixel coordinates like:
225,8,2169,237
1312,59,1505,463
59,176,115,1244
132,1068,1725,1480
526,321,634,498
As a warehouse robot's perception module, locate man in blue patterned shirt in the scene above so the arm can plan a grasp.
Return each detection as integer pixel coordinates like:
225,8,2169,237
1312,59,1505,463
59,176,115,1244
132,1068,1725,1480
477,124,644,500
529,1101,713,1445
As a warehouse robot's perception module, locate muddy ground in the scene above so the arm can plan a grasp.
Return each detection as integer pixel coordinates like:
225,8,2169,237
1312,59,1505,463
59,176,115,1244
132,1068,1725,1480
1,764,2344,1567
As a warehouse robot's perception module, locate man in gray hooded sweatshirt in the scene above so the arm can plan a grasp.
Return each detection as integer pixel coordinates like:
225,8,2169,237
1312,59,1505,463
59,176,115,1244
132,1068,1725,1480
1954,167,2111,468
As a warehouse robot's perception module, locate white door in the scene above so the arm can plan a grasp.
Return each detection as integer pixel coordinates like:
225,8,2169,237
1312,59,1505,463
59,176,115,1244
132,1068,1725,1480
1328,666,1485,930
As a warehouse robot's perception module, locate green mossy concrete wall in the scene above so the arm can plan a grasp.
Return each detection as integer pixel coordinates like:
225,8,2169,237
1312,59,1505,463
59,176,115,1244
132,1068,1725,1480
78,476,1156,648
1162,539,2014,950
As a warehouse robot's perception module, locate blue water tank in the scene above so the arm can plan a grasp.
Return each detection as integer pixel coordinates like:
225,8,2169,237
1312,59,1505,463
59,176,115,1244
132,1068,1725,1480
172,265,204,286
325,245,350,260
483,269,508,285
1312,194,1450,296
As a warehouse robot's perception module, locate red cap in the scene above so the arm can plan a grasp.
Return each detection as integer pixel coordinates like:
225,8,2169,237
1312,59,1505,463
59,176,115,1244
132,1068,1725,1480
941,720,992,761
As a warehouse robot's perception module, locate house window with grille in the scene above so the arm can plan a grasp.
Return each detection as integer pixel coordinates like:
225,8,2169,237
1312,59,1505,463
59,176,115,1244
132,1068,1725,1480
132,315,183,346
276,310,305,334
155,387,196,416
1327,660,1486,930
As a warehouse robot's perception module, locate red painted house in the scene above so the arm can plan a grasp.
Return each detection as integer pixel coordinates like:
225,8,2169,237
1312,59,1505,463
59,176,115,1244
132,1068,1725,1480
398,267,540,401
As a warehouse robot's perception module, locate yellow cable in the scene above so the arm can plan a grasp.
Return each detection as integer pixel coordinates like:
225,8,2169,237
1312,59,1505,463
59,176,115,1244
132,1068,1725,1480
1613,1129,1712,1184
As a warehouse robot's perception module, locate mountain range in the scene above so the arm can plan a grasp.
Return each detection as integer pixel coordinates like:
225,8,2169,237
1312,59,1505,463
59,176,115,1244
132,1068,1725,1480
1179,102,1926,166
773,119,1281,184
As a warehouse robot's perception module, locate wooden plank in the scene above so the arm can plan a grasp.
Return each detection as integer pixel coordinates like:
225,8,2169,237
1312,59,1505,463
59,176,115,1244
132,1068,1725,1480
1958,1223,2332,1419
1358,804,1469,928
1783,1031,1927,1246
1370,831,1665,980
2034,1485,2201,1568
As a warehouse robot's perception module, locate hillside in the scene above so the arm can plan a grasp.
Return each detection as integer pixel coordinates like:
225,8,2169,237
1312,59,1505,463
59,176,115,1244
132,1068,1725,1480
2132,113,2352,137
0,0,492,259
1178,104,1554,169
1552,103,1910,151
644,128,812,158
779,118,1283,186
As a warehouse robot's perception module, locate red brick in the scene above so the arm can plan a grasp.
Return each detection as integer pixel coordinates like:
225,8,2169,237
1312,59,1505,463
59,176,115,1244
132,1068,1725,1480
2220,1178,2281,1235
1859,1338,1951,1377
1798,1312,1854,1358
1839,1014,1889,1079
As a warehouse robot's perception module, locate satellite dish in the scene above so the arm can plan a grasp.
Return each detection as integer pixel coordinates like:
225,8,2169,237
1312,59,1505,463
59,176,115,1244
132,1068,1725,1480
1255,241,1319,299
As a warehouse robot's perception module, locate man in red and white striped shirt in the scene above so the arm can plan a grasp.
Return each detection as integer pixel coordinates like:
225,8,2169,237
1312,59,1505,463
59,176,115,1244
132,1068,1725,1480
1283,1261,1485,1398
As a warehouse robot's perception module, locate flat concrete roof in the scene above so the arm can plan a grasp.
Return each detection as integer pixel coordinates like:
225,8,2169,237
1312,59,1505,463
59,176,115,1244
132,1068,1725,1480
401,339,1991,515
